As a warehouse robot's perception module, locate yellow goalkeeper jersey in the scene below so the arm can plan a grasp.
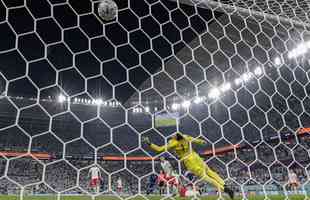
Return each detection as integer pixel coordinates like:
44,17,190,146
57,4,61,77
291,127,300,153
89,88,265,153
149,134,205,159
149,134,226,192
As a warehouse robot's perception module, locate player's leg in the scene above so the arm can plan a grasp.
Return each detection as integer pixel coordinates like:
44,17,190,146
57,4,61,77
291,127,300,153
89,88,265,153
96,180,100,193
184,154,224,190
171,177,179,196
184,153,234,199
166,177,174,196
151,184,155,194
197,166,224,191
162,184,165,196
203,164,234,199
90,178,95,193
205,165,225,186
167,181,176,196
146,183,151,195
293,183,298,194
159,181,165,196
161,185,164,196
147,183,155,195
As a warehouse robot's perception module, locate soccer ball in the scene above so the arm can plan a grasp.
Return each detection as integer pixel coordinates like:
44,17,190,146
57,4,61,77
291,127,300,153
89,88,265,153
98,0,118,21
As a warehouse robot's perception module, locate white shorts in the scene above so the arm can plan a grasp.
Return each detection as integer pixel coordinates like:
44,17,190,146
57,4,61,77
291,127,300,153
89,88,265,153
185,190,199,197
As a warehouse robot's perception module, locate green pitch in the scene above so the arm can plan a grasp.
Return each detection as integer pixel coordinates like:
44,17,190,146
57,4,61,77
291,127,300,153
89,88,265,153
0,195,307,200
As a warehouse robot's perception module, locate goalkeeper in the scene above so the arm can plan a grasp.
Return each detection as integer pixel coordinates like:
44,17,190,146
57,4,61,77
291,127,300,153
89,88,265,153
143,132,234,199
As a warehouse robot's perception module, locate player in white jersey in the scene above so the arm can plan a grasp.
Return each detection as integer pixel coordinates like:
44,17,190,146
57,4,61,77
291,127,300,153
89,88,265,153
185,184,200,198
117,177,123,193
288,169,300,193
159,157,179,196
160,157,174,177
88,165,101,193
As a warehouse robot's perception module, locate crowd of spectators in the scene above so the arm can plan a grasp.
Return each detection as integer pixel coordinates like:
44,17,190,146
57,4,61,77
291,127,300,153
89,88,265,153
0,134,308,195
0,152,308,195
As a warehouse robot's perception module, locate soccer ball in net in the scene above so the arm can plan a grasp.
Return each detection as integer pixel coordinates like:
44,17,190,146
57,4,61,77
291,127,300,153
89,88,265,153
98,0,118,21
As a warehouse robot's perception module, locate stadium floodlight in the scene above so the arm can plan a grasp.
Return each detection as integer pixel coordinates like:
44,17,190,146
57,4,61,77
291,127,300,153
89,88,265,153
172,103,179,110
194,96,203,104
58,94,66,103
234,78,242,86
241,73,252,82
102,101,107,106
74,98,77,103
254,67,263,76
306,41,310,48
145,107,150,112
220,83,231,92
208,88,220,99
182,100,191,108
297,44,307,54
288,43,308,58
274,57,282,66
96,98,103,105
288,50,296,59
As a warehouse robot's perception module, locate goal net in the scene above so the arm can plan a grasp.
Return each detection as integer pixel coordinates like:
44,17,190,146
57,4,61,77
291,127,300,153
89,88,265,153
0,0,309,199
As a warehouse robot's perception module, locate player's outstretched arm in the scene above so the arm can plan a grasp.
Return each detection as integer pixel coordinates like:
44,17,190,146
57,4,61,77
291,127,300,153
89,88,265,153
193,138,206,145
188,136,206,145
142,136,177,153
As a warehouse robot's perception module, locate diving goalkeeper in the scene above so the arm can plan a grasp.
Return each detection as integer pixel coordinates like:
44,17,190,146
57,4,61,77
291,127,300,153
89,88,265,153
143,132,234,199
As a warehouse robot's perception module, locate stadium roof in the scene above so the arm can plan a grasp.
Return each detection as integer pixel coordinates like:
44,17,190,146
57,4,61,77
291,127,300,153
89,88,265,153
1,0,310,155
0,0,309,107
173,0,310,27
126,0,309,105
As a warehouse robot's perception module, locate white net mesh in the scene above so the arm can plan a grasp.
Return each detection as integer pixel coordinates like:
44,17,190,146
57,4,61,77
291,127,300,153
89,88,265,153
206,0,310,25
0,0,310,199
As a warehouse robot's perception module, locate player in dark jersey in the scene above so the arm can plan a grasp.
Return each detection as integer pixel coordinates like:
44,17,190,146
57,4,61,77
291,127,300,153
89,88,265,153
146,174,157,195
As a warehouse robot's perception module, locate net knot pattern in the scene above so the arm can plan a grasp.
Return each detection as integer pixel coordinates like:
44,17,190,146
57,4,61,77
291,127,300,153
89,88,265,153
0,0,309,199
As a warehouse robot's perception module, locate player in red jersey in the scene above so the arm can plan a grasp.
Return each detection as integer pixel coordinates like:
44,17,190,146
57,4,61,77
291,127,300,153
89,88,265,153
116,177,123,194
157,170,167,196
88,165,102,193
